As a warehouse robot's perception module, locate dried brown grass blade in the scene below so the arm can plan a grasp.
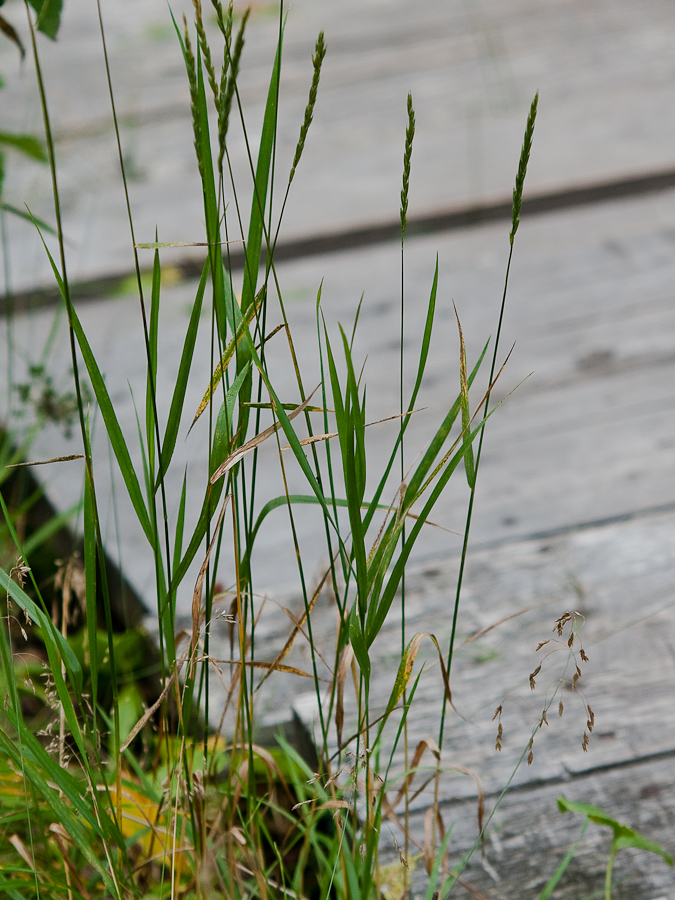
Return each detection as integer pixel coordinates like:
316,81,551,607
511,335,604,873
336,643,354,747
6,454,84,467
9,833,36,871
120,649,189,752
255,559,330,689
277,601,331,671
387,738,440,810
209,658,317,679
457,605,535,648
424,806,446,876
190,495,231,673
210,387,319,483
49,823,91,898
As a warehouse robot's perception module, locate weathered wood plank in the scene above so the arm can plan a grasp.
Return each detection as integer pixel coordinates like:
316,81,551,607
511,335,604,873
382,754,675,899
5,0,675,289
278,506,675,792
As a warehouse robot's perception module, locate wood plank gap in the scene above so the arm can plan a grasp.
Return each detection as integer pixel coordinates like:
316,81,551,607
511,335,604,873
410,501,675,566
6,165,675,316
439,746,675,811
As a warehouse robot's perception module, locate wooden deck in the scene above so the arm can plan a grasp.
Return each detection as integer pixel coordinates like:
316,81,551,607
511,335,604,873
1,0,675,896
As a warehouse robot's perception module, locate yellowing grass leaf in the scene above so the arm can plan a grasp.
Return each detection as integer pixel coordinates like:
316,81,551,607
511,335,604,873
454,303,475,489
384,632,455,718
101,783,176,860
192,286,265,427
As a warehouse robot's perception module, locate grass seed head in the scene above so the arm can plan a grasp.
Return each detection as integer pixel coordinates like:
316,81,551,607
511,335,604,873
218,7,249,170
289,31,326,184
510,91,538,245
193,0,218,104
400,91,415,236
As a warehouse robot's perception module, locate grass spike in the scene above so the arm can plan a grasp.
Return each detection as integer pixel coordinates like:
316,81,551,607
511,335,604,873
400,91,415,236
193,0,219,104
289,31,326,185
218,7,249,172
182,14,204,180
510,91,538,245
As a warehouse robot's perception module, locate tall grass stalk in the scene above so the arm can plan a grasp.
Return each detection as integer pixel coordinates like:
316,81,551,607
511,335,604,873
0,4,547,898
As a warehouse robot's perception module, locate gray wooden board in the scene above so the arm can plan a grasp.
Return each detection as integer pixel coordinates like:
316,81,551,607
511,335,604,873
379,755,675,899
271,506,675,799
253,507,675,898
1,186,674,602
281,509,675,898
6,0,675,290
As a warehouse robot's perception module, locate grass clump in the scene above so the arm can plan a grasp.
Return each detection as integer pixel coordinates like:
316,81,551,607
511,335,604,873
5,3,669,900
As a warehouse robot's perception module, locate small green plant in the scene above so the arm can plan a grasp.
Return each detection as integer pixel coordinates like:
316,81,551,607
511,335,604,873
548,797,673,900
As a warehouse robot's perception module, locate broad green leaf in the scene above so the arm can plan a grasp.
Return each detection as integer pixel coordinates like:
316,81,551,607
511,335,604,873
27,0,63,39
0,130,47,161
558,796,673,865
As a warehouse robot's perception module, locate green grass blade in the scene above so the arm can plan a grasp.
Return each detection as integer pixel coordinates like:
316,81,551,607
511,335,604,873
240,31,282,317
0,727,122,894
407,339,488,501
172,468,188,575
67,304,154,545
157,257,209,485
325,326,369,617
367,411,495,644
145,245,161,465
83,463,99,719
171,401,229,590
537,818,589,900
235,24,284,443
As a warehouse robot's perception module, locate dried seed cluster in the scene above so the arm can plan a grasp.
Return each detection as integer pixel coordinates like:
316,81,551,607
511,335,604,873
494,610,595,764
